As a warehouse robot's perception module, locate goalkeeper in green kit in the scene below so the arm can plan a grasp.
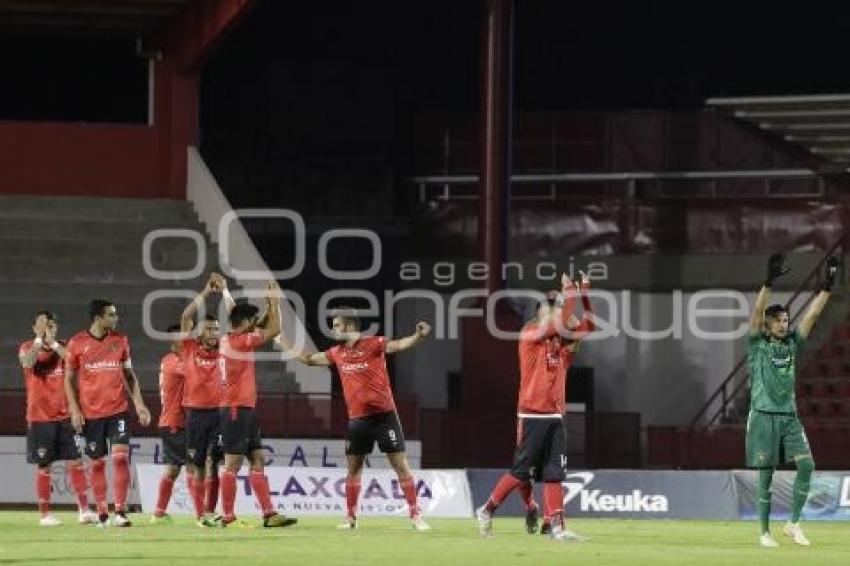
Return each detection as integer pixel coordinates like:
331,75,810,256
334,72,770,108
747,253,838,548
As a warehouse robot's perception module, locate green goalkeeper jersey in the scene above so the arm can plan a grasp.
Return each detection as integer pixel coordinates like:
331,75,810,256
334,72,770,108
747,329,804,414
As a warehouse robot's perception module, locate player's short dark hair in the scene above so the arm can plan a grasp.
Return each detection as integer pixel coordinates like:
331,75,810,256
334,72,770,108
230,303,259,327
332,307,361,331
203,314,219,323
166,323,182,333
765,304,788,319
88,299,115,321
33,310,57,324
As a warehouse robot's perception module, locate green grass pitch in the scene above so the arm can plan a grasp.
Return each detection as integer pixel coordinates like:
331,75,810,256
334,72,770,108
0,512,847,565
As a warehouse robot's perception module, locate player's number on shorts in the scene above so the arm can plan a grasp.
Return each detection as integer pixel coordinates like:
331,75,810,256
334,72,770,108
388,429,397,445
118,420,126,434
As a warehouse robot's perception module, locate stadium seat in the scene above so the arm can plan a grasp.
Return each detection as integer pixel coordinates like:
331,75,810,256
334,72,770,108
810,381,829,397
833,325,850,343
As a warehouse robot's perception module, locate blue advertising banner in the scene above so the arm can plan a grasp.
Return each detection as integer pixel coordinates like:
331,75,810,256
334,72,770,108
468,469,739,520
734,470,850,521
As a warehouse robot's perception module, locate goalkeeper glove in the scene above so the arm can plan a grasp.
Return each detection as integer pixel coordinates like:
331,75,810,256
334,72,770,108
765,254,790,287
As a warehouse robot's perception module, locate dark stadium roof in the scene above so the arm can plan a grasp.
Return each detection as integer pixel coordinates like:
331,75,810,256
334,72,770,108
0,0,189,36
708,94,850,173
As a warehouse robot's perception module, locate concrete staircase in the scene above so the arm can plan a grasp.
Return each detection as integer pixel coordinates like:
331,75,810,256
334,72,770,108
0,195,299,394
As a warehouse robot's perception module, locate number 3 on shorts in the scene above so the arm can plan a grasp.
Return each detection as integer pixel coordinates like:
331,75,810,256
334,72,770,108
118,419,126,434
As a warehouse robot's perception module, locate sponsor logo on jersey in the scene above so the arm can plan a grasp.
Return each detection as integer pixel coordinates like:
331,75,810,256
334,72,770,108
340,362,370,372
82,360,123,371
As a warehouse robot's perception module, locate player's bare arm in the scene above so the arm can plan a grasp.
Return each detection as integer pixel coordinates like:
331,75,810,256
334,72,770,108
258,280,281,343
798,256,837,339
18,317,47,369
64,364,85,432
181,274,220,334
123,367,151,426
276,335,332,367
274,296,332,366
210,272,236,314
751,254,788,335
386,321,432,354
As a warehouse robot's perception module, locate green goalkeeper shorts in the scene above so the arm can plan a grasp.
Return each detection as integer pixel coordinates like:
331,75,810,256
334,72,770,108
745,410,812,468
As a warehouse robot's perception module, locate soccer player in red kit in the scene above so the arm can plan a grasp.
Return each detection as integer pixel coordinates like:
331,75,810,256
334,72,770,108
217,281,296,528
178,273,231,525
19,311,97,526
277,306,433,530
65,299,151,528
477,272,595,541
150,324,190,523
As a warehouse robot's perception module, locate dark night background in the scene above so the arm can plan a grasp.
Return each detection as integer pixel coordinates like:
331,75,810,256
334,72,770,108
4,2,850,130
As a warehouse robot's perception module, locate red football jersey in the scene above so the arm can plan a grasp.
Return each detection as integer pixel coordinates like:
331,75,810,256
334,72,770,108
326,336,396,419
19,340,69,423
220,330,264,408
517,333,574,415
180,339,223,409
158,352,185,429
66,330,131,419
516,292,578,415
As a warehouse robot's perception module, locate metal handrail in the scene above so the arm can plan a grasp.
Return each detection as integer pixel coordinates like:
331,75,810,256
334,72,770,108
691,236,847,426
410,169,821,202
411,168,816,184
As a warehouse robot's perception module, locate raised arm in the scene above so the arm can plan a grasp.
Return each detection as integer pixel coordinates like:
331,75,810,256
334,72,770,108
19,339,45,370
798,257,838,339
570,270,595,336
386,322,432,354
751,254,789,336
181,275,217,334
258,280,282,343
211,273,236,315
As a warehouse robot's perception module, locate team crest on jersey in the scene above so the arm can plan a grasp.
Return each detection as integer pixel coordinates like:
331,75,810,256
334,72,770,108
757,451,768,463
187,449,196,460
109,342,120,352
88,442,98,452
36,447,47,459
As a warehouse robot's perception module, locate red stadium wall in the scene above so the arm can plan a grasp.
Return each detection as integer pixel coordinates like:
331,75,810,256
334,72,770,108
0,0,248,201
0,55,197,201
0,121,166,198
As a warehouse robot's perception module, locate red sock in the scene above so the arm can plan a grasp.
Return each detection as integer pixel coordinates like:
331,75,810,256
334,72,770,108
485,474,523,513
221,471,237,520
543,482,564,525
189,475,205,518
90,459,108,515
36,468,51,517
249,471,275,518
155,477,175,516
345,477,361,519
399,476,420,518
67,462,89,511
204,477,219,514
519,481,537,510
112,451,130,513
